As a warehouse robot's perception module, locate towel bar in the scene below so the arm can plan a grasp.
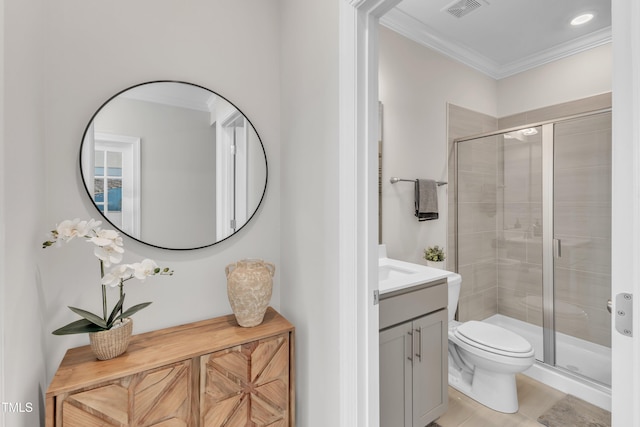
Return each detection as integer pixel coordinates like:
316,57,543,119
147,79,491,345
390,177,447,186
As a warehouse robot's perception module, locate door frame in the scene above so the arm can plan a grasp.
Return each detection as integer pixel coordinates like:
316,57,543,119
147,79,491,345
339,0,401,426
610,2,640,425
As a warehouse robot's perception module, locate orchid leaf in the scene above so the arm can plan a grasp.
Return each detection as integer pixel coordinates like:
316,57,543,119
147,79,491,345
115,302,152,322
52,318,106,335
106,294,126,328
68,306,107,328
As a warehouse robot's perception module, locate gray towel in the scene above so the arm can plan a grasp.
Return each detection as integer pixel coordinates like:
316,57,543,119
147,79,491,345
415,179,438,221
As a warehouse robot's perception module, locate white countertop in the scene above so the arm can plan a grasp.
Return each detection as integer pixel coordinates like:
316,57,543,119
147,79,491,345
378,256,455,295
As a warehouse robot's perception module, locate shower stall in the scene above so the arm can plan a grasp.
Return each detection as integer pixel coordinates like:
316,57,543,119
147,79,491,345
453,110,612,399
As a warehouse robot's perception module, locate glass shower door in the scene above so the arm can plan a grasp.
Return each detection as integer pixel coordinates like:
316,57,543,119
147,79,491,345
552,112,612,386
499,126,544,362
455,127,545,363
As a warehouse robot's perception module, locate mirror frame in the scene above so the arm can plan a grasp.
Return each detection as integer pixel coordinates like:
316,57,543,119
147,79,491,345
79,80,268,250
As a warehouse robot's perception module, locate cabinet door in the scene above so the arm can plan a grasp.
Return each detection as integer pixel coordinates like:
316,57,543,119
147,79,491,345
200,333,290,426
412,310,448,427
379,321,413,427
61,359,194,427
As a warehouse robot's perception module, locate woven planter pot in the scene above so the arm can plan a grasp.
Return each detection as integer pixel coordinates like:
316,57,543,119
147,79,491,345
226,259,275,327
89,318,133,360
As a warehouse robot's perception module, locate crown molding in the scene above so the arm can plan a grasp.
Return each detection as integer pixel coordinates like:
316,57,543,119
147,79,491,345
497,27,612,79
380,7,612,80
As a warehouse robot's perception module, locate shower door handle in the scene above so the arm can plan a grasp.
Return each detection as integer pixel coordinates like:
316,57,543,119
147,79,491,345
553,238,562,258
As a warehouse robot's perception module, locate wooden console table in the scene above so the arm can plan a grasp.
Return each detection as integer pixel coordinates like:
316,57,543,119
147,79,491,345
45,307,295,426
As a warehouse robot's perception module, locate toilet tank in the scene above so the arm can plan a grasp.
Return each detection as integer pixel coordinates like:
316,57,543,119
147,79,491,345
447,272,462,322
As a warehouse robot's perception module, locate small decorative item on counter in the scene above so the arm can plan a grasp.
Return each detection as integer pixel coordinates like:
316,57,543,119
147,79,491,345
226,259,275,327
423,245,446,268
43,218,173,360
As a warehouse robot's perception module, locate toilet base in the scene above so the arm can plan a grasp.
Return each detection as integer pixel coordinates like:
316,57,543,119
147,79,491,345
448,363,520,413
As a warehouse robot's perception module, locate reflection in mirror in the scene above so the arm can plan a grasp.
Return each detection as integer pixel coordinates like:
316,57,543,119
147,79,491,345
80,81,268,250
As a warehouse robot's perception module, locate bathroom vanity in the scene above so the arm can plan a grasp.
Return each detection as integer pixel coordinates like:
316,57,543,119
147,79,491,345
45,307,295,427
378,251,449,427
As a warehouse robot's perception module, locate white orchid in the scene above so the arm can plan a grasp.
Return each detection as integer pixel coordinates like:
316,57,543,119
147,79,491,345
132,259,160,281
53,218,102,244
43,218,173,335
76,218,102,237
102,264,135,287
89,228,123,248
94,244,125,267
102,259,171,287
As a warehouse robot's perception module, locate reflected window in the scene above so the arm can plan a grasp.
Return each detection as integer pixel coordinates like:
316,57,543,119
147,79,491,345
94,149,123,213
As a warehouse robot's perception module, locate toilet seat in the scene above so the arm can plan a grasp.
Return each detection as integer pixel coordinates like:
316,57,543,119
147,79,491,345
453,321,534,358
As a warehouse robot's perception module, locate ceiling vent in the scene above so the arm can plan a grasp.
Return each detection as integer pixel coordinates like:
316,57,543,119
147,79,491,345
443,0,487,19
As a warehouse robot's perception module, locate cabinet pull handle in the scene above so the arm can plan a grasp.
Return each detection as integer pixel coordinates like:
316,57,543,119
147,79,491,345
407,330,413,362
415,327,422,362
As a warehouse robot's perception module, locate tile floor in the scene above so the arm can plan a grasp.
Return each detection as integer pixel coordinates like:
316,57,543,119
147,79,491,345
435,374,567,427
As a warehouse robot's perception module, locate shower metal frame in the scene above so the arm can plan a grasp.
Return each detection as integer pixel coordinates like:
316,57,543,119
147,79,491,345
453,107,611,369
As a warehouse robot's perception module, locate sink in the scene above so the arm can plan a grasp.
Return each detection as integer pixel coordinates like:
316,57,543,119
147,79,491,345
379,264,420,281
378,245,454,294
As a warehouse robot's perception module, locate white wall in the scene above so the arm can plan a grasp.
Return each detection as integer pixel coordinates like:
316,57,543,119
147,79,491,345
378,26,498,264
497,43,612,117
2,0,47,425
279,0,341,425
39,0,282,392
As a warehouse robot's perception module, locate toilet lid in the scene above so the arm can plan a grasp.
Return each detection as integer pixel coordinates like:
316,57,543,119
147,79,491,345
455,321,533,355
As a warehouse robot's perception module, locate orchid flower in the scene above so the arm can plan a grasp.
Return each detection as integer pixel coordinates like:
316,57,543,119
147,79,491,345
43,218,173,335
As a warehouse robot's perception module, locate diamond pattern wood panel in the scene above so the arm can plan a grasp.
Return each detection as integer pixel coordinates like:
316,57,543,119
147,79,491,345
61,360,192,427
201,333,289,426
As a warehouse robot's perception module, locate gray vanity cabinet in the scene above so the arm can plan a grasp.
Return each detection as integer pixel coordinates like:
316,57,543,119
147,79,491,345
379,280,448,427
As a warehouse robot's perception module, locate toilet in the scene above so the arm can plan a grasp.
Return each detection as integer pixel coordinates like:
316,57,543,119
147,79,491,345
446,273,535,413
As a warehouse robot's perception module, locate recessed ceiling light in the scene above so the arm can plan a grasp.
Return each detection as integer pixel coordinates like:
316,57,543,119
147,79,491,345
571,13,594,26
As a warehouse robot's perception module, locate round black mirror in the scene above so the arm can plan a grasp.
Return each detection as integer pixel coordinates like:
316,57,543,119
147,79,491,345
79,81,268,249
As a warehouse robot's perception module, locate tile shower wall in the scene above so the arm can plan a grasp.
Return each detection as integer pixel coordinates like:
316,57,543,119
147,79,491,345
447,104,499,321
553,113,612,347
449,95,611,349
